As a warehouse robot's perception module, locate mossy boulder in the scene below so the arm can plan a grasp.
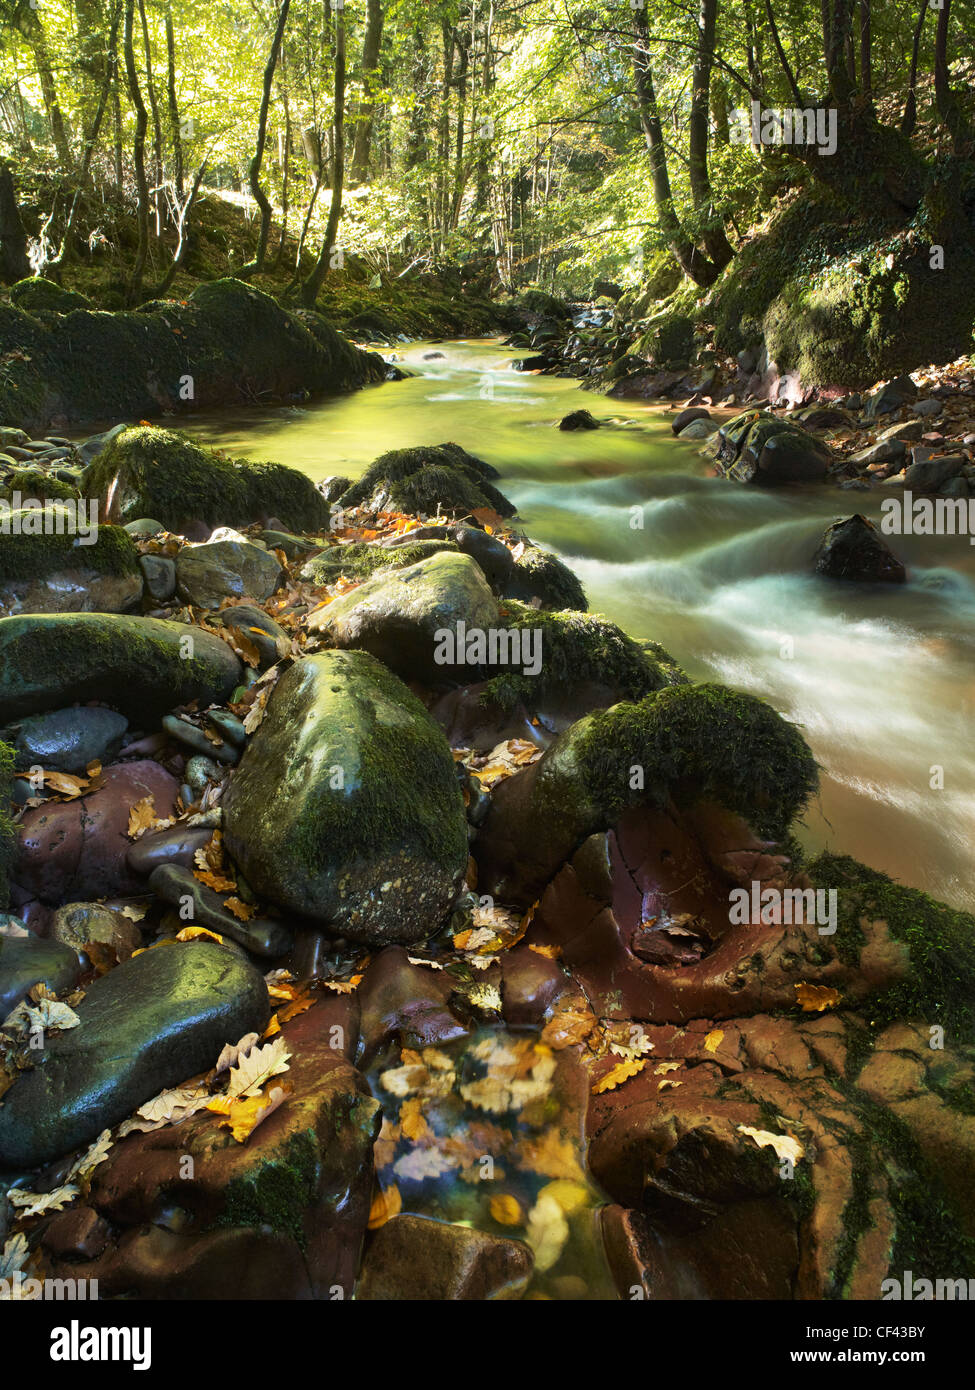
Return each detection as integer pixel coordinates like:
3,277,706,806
223,650,469,946
0,942,270,1168
8,277,92,316
337,444,515,519
476,683,819,905
0,278,386,433
300,537,459,587
310,550,499,686
0,612,242,723
0,512,143,614
504,544,587,611
632,311,696,368
0,469,81,503
483,600,685,716
85,425,331,533
711,411,832,485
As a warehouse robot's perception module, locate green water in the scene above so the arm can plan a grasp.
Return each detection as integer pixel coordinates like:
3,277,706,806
182,338,975,911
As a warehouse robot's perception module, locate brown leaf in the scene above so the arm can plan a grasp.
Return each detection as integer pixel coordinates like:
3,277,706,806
593,1058,646,1094
795,982,841,1013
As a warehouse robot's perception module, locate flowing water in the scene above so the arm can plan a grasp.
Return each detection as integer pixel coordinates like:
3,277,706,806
184,339,975,911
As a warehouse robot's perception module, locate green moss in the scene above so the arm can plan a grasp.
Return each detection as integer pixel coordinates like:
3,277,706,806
505,545,587,612
633,311,696,367
483,600,684,713
0,738,15,909
573,682,819,839
217,1130,320,1248
8,278,92,315
808,853,975,1039
0,470,81,504
85,425,329,533
0,512,138,581
338,444,515,519
301,537,458,586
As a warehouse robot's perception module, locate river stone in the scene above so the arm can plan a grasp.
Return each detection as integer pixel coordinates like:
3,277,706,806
813,515,906,584
223,650,469,947
126,825,215,877
50,901,143,965
711,411,831,485
671,407,711,435
0,613,242,723
0,933,81,1020
863,375,918,419
139,553,176,602
175,539,284,609
0,706,128,774
219,603,289,670
677,418,717,440
309,551,499,686
0,942,269,1168
148,863,294,959
356,1214,534,1300
903,453,965,493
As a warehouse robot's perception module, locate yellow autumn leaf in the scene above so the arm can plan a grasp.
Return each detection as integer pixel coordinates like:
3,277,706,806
489,1193,523,1227
399,1097,434,1143
368,1183,402,1229
795,982,841,1012
593,1058,646,1094
224,896,254,921
738,1124,805,1164
704,1029,724,1053
658,1078,683,1091
127,795,158,838
207,1082,291,1143
176,926,224,945
194,869,237,894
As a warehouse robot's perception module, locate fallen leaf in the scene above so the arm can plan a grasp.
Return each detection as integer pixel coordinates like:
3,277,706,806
489,1193,523,1227
224,1036,292,1099
658,1078,683,1091
367,1183,402,1229
176,925,223,945
207,1082,291,1143
795,982,841,1013
593,1058,646,1094
8,1185,79,1217
214,1032,260,1074
193,869,237,894
127,795,158,839
703,1029,725,1053
738,1124,805,1164
399,1096,434,1144
224,896,254,921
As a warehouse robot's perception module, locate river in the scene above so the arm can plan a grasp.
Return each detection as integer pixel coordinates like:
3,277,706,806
182,338,975,912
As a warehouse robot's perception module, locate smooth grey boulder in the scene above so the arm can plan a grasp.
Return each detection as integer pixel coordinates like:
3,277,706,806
0,932,81,1020
0,706,128,774
310,550,499,685
223,650,468,946
0,942,269,1168
148,863,294,959
175,538,284,609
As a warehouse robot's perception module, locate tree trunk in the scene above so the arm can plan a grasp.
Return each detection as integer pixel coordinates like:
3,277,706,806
901,1,928,137
688,0,734,271
123,0,151,303
350,0,383,184
28,22,73,170
300,0,346,307
237,0,292,280
137,0,164,233
165,2,184,199
934,0,972,155
0,160,31,284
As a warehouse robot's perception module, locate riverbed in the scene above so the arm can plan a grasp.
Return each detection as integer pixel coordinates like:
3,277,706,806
181,339,975,911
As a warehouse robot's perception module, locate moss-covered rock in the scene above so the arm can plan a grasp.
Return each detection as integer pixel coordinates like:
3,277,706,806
711,410,832,485
8,277,93,315
482,600,685,714
476,683,819,905
0,511,137,582
808,853,975,1040
0,468,81,503
632,310,697,368
503,544,588,611
300,537,459,587
223,650,469,946
0,278,386,433
85,425,330,533
337,443,515,519
0,612,242,722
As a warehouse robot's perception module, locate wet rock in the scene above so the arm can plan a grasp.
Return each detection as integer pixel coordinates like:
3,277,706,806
124,517,167,536
0,512,144,617
863,375,918,419
813,514,906,583
671,407,711,435
184,755,223,799
903,453,965,492
876,418,924,444
559,410,600,431
138,553,176,603
78,423,127,464
711,411,831,485
310,551,499,686
50,901,143,965
851,438,906,467
223,651,468,947
0,706,128,774
452,526,514,592
41,1206,112,1261
336,443,515,519
677,418,717,440
0,932,80,1019
357,1214,533,1300
503,544,588,612
317,475,351,506
47,1001,378,1297
162,713,238,765
356,946,468,1062
0,613,242,723
219,603,289,670
499,943,571,1028
259,529,316,559
126,824,215,877
14,760,180,905
148,863,294,959
0,942,270,1167
911,398,943,417
175,539,283,609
